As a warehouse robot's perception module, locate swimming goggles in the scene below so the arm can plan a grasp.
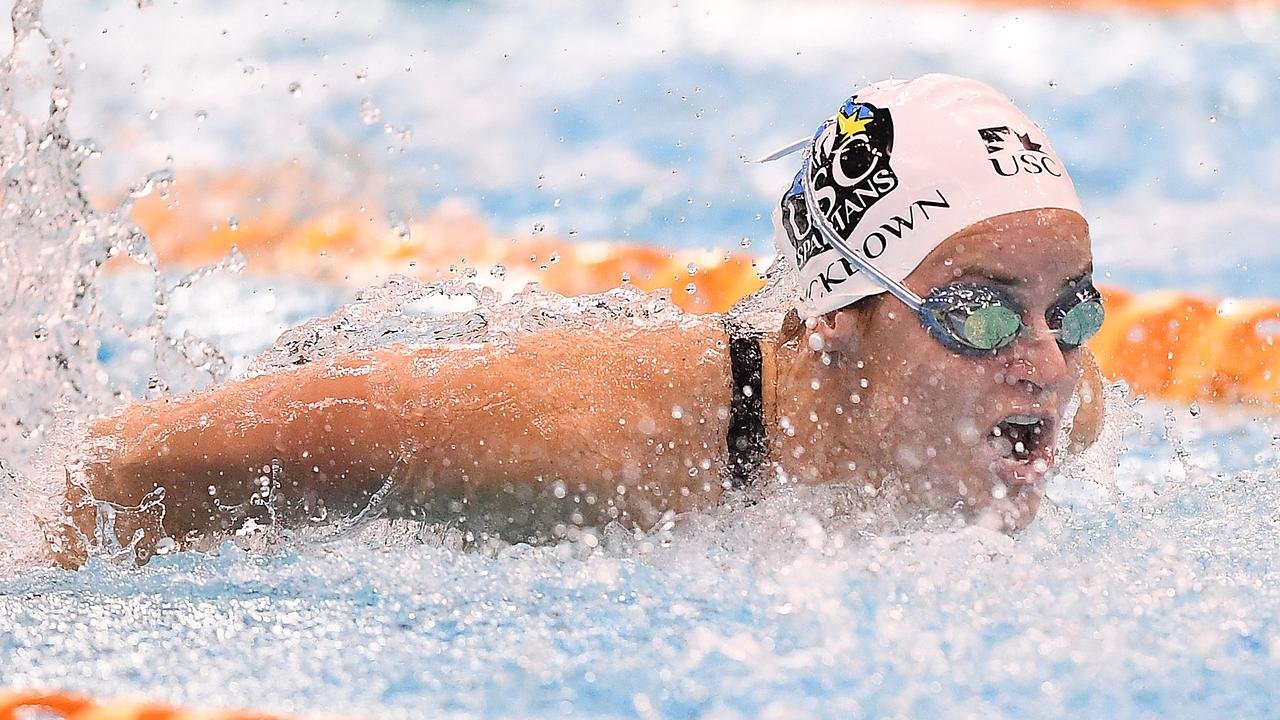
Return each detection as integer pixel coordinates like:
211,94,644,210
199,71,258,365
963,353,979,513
795,159,1105,356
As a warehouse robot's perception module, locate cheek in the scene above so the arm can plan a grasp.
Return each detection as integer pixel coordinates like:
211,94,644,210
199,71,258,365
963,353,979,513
859,323,1000,459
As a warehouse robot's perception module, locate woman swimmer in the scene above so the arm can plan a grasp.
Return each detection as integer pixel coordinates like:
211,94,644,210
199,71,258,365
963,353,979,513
47,75,1106,565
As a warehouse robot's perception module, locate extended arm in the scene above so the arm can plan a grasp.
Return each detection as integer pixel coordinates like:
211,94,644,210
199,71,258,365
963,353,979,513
71,318,734,546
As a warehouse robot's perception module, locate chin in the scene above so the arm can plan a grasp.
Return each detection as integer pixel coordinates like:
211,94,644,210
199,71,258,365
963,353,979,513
970,485,1045,532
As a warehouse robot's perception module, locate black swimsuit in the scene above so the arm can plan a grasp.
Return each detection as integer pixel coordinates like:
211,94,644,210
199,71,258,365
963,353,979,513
723,318,768,488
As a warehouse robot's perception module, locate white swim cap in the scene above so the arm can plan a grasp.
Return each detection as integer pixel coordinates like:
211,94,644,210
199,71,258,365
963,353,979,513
772,73,1085,317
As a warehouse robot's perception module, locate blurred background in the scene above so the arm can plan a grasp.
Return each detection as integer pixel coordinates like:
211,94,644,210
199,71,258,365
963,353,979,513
43,0,1280,298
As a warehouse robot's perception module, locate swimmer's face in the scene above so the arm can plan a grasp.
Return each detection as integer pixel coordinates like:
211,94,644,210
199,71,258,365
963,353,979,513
838,208,1093,529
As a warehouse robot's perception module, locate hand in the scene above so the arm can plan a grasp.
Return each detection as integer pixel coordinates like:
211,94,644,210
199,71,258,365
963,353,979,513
42,470,171,568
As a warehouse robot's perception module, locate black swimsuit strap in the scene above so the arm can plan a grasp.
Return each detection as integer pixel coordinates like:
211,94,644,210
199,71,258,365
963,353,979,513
724,318,767,488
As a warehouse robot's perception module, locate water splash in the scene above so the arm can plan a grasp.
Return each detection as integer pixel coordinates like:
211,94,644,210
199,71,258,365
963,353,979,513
0,0,237,571
247,274,692,377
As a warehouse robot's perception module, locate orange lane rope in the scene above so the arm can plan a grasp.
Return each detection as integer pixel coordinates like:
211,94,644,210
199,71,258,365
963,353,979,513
122,170,1280,408
0,690,298,720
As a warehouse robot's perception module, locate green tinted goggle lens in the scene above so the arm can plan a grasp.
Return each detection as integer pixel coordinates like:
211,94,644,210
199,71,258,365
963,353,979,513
921,284,1024,355
1055,299,1104,347
961,305,1022,350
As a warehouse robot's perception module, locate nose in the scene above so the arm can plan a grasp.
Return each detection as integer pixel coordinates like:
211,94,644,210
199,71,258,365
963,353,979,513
1006,319,1070,392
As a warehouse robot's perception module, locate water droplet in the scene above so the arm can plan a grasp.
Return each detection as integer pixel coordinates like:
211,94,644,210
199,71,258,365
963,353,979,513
359,97,381,125
228,216,239,231
147,109,158,120
567,228,579,237
288,81,303,97
193,109,208,123
490,263,507,279
548,252,560,264
740,237,752,248
686,263,698,275
684,283,697,294
532,222,546,235
621,272,631,283
1208,115,1217,123
671,405,684,419
553,198,562,208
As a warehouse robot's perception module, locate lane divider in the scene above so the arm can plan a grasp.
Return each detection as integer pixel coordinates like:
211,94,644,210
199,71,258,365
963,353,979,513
125,171,1280,408
0,690,298,720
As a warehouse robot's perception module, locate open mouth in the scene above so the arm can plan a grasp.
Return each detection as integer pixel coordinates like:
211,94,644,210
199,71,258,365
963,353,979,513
989,414,1049,461
987,414,1055,488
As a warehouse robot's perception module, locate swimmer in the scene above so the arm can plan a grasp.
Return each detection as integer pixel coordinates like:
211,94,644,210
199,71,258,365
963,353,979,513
46,74,1106,565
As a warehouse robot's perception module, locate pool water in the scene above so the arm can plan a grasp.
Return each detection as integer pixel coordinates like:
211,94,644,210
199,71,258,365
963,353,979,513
3,396,1278,718
2,1,1280,718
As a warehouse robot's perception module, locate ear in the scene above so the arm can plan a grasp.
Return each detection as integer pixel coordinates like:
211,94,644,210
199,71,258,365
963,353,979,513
810,306,871,358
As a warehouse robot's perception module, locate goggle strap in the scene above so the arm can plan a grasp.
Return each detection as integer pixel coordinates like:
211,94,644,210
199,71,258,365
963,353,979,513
750,136,811,164
799,153,925,313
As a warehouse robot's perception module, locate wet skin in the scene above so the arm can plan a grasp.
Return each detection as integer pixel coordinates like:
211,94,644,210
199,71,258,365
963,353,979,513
51,208,1101,564
773,208,1102,529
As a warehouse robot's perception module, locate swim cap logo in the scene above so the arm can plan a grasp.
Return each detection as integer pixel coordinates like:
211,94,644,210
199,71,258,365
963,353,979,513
780,170,821,268
783,99,899,270
978,126,1062,178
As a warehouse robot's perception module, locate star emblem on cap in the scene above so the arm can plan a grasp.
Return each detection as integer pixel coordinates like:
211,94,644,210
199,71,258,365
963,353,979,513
837,111,872,137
